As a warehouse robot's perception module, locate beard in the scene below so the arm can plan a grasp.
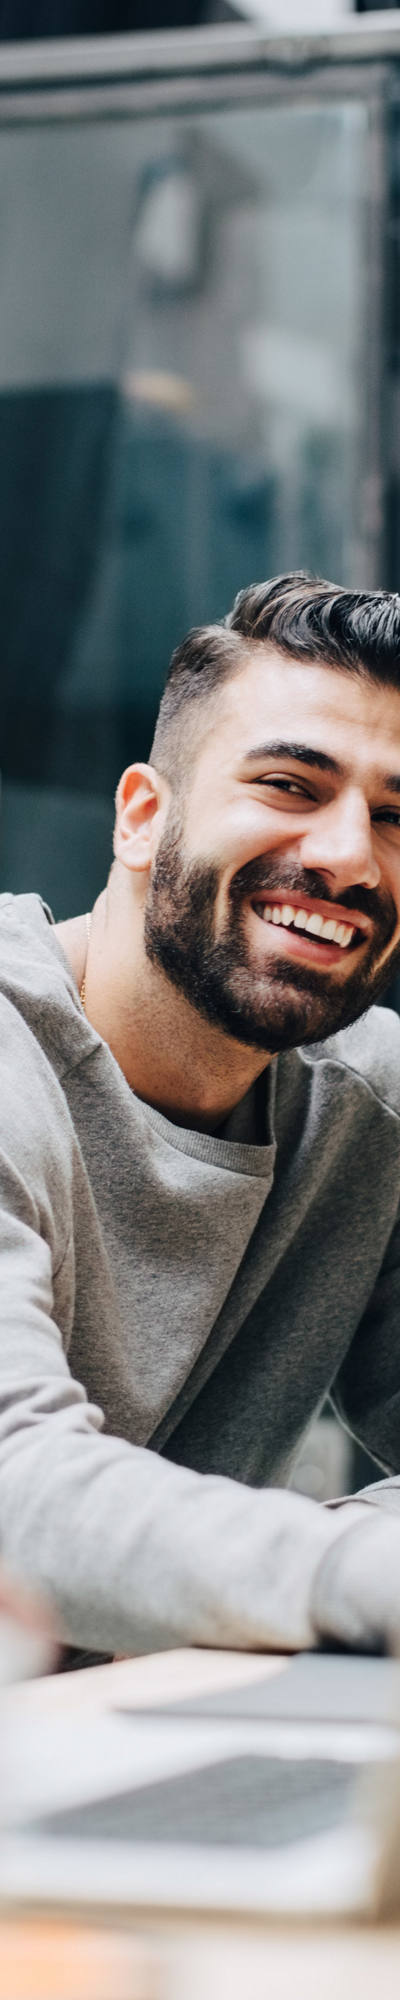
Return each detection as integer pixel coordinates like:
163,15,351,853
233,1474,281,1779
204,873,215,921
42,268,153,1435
143,806,400,1054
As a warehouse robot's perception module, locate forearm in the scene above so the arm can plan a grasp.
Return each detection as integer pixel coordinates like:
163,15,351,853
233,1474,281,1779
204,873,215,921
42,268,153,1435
0,1413,369,1656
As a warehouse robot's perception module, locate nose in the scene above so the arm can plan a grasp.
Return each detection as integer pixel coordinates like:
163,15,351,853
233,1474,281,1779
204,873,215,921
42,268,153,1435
298,787,381,893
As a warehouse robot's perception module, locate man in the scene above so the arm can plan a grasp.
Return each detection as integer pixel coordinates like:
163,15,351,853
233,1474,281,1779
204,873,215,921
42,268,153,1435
2,568,400,1663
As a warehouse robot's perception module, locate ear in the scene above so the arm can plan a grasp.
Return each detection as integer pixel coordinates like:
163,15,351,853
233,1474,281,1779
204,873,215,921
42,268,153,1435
113,764,169,875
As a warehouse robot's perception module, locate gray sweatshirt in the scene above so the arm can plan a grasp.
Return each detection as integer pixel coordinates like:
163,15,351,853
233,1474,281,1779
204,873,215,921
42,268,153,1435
1,890,400,1658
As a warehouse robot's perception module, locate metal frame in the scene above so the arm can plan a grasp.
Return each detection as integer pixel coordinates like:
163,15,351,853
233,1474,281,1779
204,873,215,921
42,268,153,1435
0,13,400,88
0,43,394,120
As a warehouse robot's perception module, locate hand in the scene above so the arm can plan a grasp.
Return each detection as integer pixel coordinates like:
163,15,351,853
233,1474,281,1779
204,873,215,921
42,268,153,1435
0,1567,56,1682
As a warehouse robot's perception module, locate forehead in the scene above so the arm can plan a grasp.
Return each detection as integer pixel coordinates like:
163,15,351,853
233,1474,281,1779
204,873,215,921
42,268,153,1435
203,649,400,777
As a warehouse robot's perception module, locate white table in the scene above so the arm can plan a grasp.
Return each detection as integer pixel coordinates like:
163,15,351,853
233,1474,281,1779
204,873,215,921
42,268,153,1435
3,1647,400,2000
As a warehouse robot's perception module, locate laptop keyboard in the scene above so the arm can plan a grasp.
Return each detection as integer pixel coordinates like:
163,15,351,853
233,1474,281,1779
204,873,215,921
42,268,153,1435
32,1753,359,1850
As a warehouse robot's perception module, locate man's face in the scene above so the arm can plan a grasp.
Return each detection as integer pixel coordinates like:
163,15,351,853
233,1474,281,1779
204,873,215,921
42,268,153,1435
144,651,400,1052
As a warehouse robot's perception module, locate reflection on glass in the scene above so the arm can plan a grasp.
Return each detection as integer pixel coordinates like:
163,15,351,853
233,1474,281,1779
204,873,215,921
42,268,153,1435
0,98,371,912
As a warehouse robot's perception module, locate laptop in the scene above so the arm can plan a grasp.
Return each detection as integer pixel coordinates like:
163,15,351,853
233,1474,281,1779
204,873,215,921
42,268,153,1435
1,1651,400,1921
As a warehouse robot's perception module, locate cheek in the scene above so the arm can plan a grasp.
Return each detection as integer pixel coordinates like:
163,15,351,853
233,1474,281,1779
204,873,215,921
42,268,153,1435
187,798,303,867
225,808,300,862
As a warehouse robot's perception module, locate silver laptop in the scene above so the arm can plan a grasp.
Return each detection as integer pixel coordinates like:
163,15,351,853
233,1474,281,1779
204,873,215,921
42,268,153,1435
2,1652,400,1920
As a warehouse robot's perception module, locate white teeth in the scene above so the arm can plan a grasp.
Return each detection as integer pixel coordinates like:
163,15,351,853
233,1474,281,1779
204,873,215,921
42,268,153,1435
305,912,324,936
254,901,356,948
320,918,338,941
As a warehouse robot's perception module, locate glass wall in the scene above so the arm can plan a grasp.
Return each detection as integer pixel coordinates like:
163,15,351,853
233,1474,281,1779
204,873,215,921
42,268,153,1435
0,45,388,915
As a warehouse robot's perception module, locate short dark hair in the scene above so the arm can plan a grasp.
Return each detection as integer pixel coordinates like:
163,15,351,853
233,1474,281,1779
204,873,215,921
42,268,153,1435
150,570,400,794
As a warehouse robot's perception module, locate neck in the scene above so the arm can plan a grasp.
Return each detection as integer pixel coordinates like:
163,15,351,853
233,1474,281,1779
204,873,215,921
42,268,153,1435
56,895,270,1136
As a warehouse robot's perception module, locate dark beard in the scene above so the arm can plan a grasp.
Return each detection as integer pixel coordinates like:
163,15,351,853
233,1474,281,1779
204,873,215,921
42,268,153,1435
144,811,400,1054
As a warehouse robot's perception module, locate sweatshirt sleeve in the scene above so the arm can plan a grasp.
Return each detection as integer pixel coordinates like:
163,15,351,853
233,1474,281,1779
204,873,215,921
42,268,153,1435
0,1136,372,1648
0,996,399,1660
0,1122,369,1658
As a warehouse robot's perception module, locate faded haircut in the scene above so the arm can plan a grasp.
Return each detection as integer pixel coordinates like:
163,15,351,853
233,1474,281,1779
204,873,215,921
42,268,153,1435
149,570,400,797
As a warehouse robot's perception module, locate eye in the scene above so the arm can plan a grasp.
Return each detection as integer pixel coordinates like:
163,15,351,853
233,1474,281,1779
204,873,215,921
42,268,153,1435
373,808,400,830
256,777,313,799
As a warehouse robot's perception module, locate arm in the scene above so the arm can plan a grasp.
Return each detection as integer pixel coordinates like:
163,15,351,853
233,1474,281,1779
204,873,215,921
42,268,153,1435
0,1005,399,1658
0,1127,373,1657
0,1148,367,1656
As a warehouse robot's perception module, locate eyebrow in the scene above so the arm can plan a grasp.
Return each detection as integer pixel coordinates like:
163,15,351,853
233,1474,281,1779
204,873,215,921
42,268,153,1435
242,739,400,796
242,740,345,777
381,773,400,796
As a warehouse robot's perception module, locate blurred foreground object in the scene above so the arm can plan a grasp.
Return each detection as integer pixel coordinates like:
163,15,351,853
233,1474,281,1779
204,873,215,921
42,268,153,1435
0,1921,159,2000
0,1571,56,1683
1,1916,400,2000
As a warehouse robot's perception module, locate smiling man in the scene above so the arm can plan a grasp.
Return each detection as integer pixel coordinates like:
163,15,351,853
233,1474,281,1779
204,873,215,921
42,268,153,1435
3,570,400,1661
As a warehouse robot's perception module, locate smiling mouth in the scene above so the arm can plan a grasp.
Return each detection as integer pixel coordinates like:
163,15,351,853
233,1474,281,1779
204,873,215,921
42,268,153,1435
251,899,364,956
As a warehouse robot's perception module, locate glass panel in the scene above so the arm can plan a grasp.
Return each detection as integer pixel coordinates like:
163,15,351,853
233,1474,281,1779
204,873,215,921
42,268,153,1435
0,95,374,913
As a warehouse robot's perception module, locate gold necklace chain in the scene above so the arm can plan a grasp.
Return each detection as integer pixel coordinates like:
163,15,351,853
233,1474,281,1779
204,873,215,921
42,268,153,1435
80,911,92,1012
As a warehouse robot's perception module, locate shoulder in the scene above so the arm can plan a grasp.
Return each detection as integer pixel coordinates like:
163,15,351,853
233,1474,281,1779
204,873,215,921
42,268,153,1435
0,892,99,1082
0,896,97,1239
0,893,101,1183
300,1006,400,1120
